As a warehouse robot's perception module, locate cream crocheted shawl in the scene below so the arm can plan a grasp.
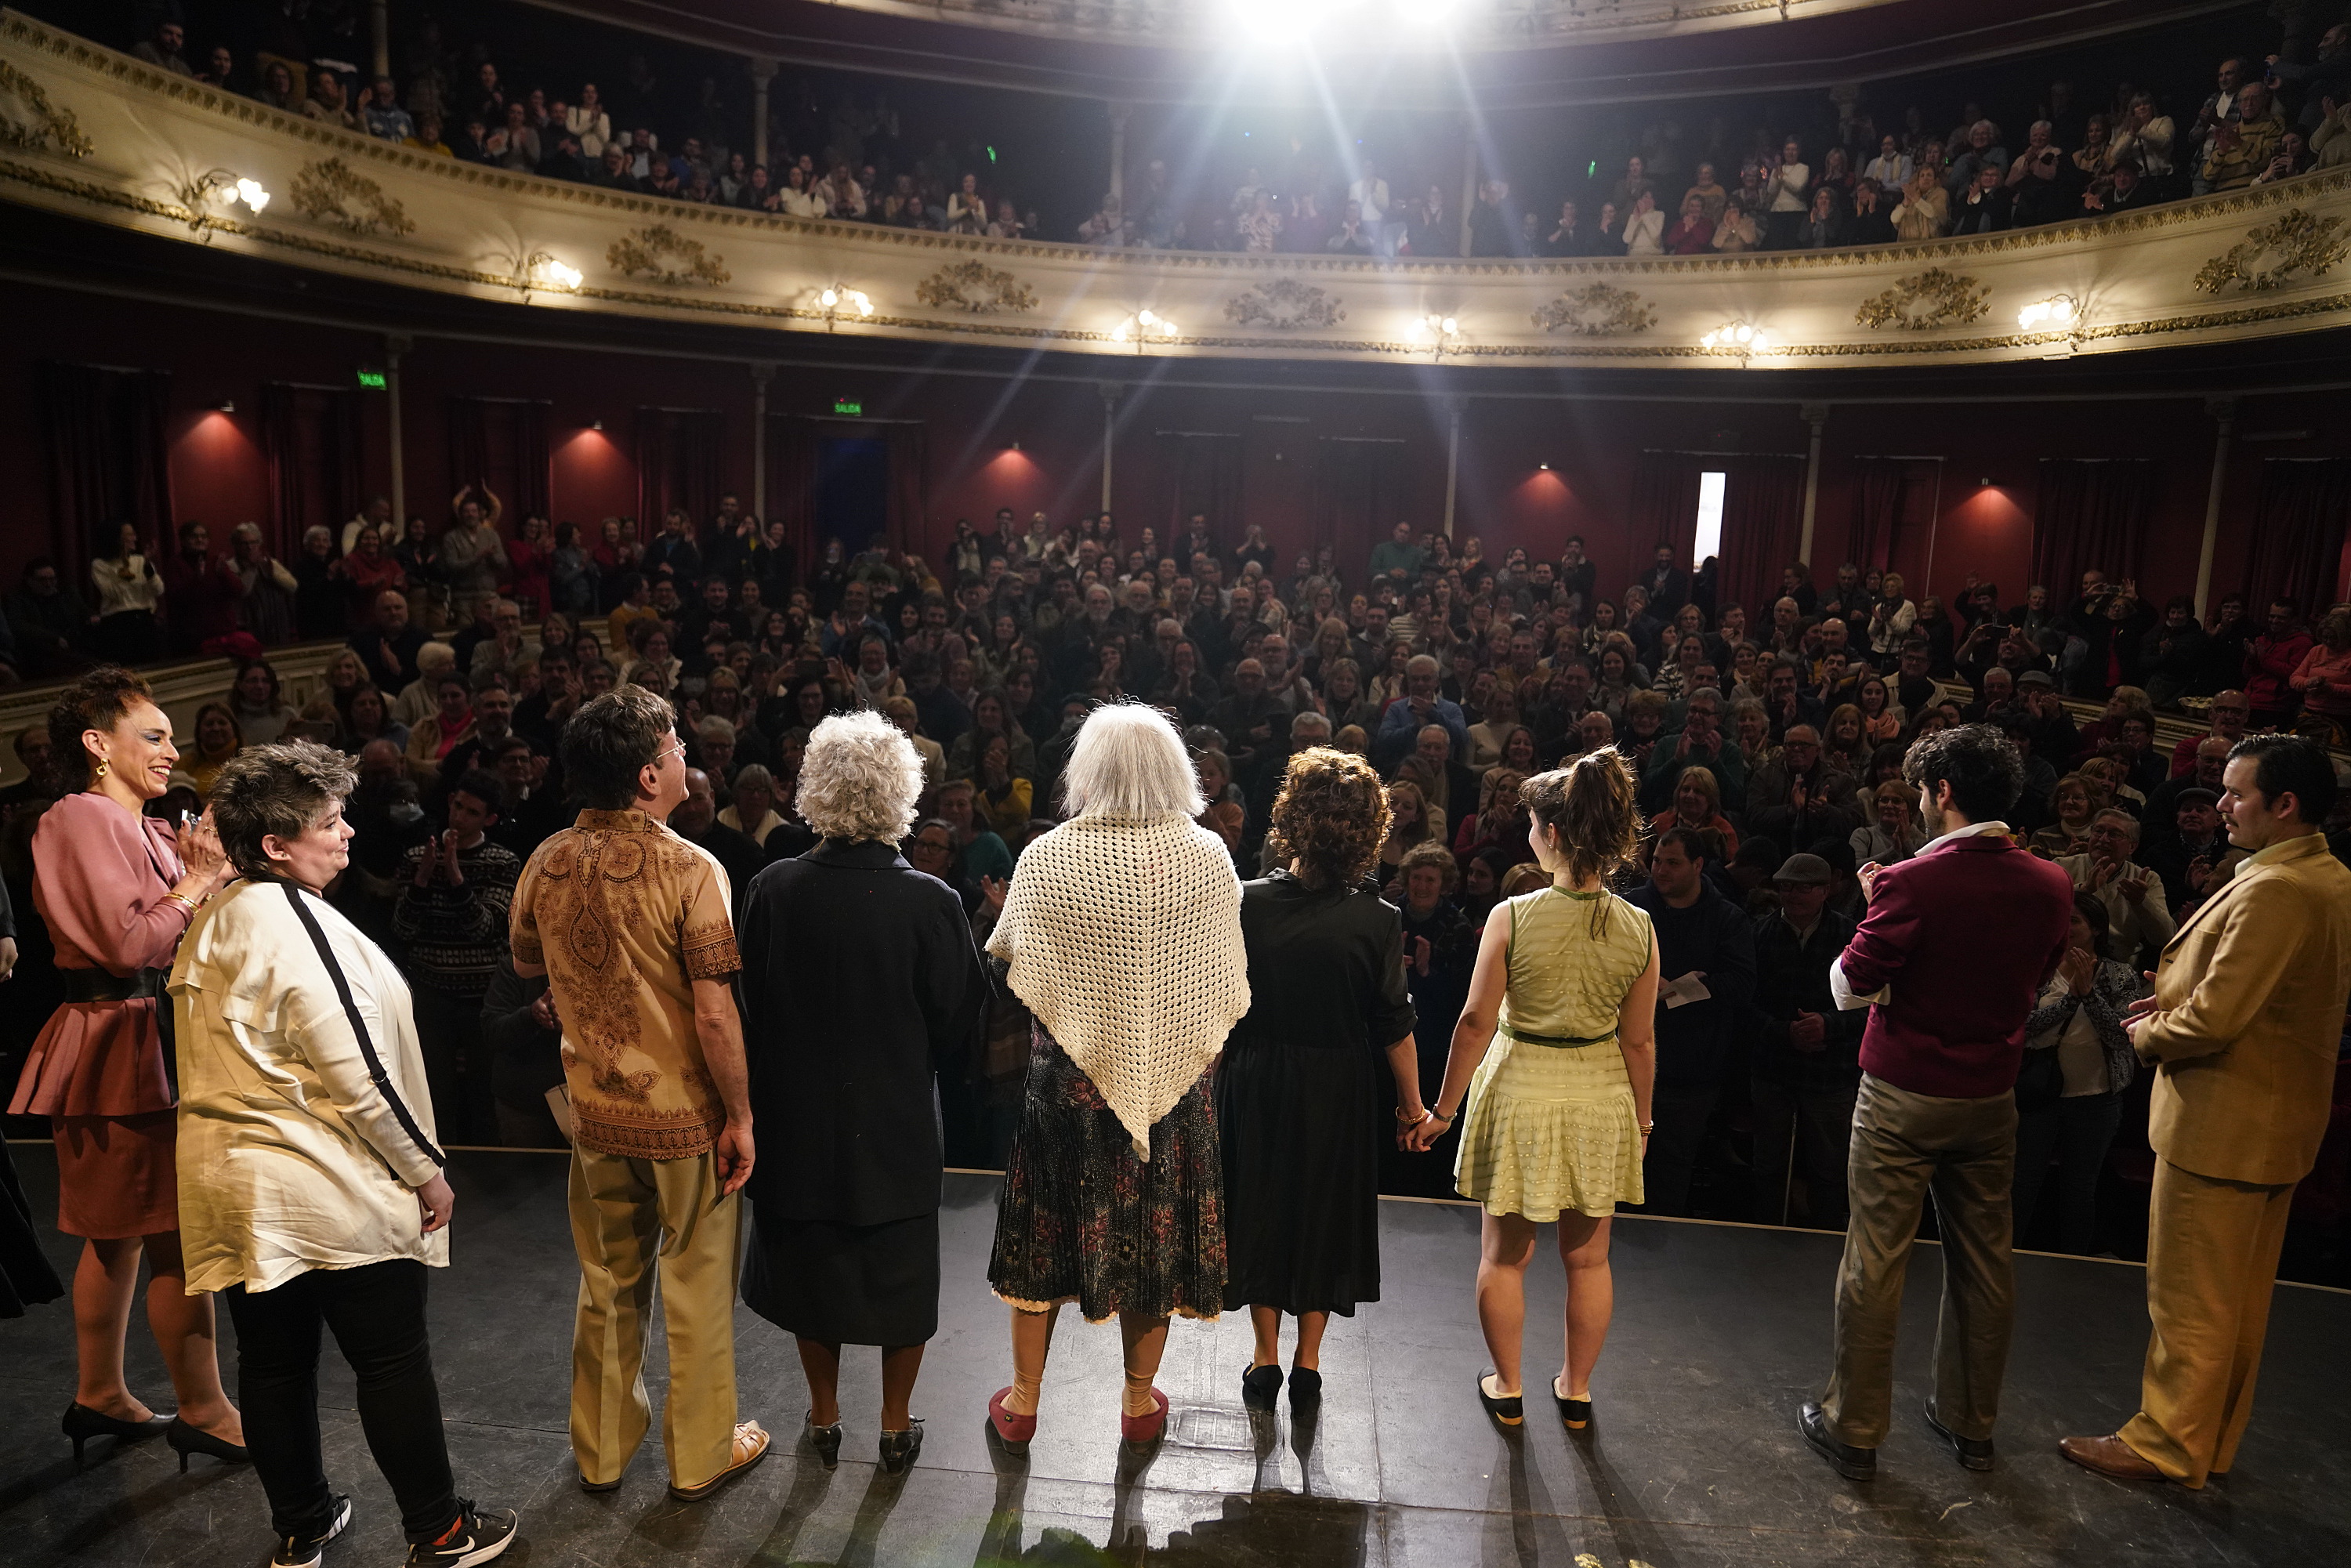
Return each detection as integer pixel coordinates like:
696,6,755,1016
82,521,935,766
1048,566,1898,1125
988,811,1248,1158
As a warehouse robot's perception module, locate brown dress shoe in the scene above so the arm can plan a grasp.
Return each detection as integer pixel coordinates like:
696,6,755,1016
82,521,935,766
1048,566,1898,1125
2059,1433,2166,1482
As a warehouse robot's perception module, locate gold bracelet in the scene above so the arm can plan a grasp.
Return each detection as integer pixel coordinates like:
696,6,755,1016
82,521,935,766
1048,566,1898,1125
162,892,200,918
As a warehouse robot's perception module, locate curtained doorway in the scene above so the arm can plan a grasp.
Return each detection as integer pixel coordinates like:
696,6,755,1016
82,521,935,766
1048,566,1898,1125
816,439,889,552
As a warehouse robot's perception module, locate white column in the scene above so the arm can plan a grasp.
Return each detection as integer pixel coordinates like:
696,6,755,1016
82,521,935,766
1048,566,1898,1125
1443,400,1463,537
749,60,776,170
1457,121,1478,259
1798,401,1829,566
751,364,772,527
385,333,409,531
369,0,389,81
1107,104,1131,207
2193,397,2237,618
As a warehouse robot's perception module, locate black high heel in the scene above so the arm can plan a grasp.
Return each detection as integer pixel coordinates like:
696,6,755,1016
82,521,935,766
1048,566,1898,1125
804,1416,842,1470
1286,1367,1323,1410
1476,1372,1524,1429
165,1418,250,1472
1241,1364,1283,1412
1552,1378,1592,1432
62,1403,168,1464
878,1421,924,1476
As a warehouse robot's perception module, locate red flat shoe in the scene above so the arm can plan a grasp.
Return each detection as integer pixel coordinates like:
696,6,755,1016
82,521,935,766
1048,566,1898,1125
1120,1388,1169,1446
987,1388,1035,1454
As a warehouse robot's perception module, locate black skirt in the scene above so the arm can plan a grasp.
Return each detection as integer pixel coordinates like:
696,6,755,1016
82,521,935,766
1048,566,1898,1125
0,1139,64,1319
742,1205,940,1347
986,1026,1224,1324
1217,1036,1386,1316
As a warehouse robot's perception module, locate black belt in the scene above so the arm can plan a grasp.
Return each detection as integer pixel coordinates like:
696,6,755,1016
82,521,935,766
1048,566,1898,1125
62,968,168,1003
1500,1023,1618,1048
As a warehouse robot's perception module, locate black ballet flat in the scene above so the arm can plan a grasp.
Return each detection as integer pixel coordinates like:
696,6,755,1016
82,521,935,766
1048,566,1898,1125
62,1403,168,1464
1476,1372,1523,1429
1552,1380,1592,1432
1287,1367,1323,1410
165,1417,249,1472
804,1417,842,1470
1241,1364,1284,1412
878,1421,924,1476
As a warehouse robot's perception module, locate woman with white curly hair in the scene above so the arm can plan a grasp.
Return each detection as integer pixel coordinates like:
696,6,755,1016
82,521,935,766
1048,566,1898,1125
982,703,1250,1454
737,710,988,1476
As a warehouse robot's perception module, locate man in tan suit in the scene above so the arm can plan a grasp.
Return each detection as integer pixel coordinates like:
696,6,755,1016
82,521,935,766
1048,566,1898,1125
2061,736,2351,1488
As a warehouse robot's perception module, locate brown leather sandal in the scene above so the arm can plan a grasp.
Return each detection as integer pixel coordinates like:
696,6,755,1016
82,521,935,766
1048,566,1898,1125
668,1421,770,1501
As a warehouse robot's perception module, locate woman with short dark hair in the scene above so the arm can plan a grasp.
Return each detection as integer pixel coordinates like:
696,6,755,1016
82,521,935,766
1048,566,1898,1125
179,740,516,1568
1217,748,1422,1410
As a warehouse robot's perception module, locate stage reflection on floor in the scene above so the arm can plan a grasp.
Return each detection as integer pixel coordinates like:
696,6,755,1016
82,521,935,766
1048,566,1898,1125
4,1148,2346,1567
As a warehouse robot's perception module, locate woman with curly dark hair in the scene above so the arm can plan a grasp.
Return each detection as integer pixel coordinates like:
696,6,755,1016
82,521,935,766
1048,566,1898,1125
1410,748,1659,1434
1216,747,1424,1414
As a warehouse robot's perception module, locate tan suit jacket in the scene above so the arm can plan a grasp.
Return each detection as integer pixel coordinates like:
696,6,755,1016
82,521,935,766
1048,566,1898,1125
2138,833,2351,1186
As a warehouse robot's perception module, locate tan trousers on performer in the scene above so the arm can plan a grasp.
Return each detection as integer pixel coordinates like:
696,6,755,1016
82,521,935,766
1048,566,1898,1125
567,1146,743,1489
1820,1074,2016,1449
2119,1157,2296,1489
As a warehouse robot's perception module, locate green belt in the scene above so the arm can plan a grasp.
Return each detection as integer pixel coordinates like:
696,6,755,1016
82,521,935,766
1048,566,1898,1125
1500,1023,1618,1048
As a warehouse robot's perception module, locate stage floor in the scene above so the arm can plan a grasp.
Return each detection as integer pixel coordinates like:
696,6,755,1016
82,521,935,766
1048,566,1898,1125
4,1146,2347,1568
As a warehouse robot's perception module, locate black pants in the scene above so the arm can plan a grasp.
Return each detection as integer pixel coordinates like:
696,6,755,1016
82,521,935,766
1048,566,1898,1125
223,1258,459,1544
412,986,494,1146
1640,1081,1720,1216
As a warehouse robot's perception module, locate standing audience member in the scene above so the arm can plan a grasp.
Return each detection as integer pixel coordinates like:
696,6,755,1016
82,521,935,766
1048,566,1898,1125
509,687,768,1500
1625,827,1755,1216
392,770,520,1146
2012,894,2146,1254
1747,853,1865,1230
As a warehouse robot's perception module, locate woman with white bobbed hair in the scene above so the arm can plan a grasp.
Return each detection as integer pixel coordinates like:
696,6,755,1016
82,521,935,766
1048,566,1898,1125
982,703,1250,1453
737,711,987,1476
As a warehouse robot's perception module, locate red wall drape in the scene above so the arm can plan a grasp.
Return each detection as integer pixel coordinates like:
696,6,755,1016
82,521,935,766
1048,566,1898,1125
1313,437,1407,585
1847,458,1942,576
1156,432,1245,543
1717,454,1809,617
885,422,929,555
2244,458,2351,614
1628,451,1703,592
42,360,175,572
633,407,723,532
261,382,362,557
2033,458,2156,600
446,397,550,523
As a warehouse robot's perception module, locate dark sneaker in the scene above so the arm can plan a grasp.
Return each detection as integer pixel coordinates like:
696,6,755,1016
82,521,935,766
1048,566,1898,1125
1924,1401,1995,1472
1799,1401,1876,1481
270,1493,352,1568
404,1501,517,1568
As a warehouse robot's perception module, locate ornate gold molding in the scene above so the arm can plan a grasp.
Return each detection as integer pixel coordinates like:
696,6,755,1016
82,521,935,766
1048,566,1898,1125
289,157,413,237
2193,207,2351,293
606,224,730,286
1853,268,1991,330
913,260,1037,313
1531,283,1657,336
1224,277,1346,329
0,57,92,158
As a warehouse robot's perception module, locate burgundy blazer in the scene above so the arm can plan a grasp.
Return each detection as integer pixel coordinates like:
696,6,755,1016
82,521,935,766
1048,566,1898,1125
1838,831,2075,1099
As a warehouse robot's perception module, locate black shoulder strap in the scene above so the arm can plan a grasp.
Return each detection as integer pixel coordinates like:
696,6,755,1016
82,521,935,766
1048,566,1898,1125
280,881,446,1169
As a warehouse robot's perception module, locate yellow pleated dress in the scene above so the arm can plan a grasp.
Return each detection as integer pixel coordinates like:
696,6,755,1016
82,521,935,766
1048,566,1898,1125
1454,885,1653,1221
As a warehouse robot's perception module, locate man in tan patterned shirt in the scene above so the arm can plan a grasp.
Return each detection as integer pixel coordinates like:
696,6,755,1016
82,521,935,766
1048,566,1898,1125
510,685,768,1498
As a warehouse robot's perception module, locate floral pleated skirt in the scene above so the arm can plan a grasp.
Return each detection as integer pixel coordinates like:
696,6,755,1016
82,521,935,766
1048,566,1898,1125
986,1025,1224,1323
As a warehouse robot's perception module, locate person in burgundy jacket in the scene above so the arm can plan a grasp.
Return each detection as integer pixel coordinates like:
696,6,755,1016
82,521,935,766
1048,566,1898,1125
1799,724,2074,1484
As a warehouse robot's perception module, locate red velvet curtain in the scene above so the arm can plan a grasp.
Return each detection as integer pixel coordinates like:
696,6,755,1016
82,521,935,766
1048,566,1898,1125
1846,458,1941,577
768,415,820,585
2244,458,2351,614
1157,432,1244,545
2033,458,2155,599
261,383,362,557
1717,454,1809,618
1628,450,1704,592
884,422,929,557
41,360,175,572
445,397,550,523
634,407,723,532
1313,437,1406,585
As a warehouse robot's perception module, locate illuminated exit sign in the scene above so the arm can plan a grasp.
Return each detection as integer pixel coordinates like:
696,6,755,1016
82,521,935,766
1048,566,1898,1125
832,397,862,415
356,369,388,390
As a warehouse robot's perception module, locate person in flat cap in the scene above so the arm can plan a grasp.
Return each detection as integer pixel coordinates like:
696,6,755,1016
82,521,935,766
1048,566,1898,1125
1748,853,1866,1230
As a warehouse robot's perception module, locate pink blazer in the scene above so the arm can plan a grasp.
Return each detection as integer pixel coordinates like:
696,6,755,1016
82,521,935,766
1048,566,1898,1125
8,793,192,1118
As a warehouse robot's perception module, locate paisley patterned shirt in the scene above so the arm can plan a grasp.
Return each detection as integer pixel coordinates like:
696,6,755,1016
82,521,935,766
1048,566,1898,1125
511,809,740,1158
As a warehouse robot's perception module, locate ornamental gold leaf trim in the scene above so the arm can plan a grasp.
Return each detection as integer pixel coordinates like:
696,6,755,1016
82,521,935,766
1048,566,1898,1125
2193,208,2351,293
606,223,730,286
1853,267,1991,330
1223,276,1346,329
913,259,1037,313
0,57,92,158
1531,283,1657,335
289,157,415,237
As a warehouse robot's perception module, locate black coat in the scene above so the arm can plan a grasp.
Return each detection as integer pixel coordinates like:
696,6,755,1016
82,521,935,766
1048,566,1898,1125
1625,881,1758,1091
738,838,989,1226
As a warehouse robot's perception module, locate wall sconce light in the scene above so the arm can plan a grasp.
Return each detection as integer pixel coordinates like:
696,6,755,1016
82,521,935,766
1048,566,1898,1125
215,399,236,414
1412,313,1464,360
1009,441,1023,453
817,287,875,330
176,169,271,237
1700,320,1773,359
1111,309,1179,350
517,251,583,297
2016,294,2078,330
590,419,605,433
1538,462,1551,471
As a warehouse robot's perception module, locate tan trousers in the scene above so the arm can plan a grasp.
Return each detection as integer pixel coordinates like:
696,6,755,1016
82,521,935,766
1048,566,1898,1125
1821,1074,2016,1449
567,1146,743,1489
2119,1157,2296,1488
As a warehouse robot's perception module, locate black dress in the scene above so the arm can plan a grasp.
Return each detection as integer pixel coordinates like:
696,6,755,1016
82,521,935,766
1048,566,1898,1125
737,838,989,1346
1217,874,1416,1316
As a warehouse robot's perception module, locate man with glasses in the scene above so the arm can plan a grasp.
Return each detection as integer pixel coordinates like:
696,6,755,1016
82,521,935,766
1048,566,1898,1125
1747,725,1862,847
509,688,770,1501
2169,690,2249,777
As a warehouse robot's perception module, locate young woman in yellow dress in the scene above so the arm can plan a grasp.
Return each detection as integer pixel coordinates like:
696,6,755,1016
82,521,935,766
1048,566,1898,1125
1411,748,1658,1432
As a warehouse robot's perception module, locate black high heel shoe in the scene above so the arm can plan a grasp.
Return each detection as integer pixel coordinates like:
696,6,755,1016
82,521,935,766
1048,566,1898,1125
1476,1372,1524,1430
804,1416,842,1470
166,1417,250,1472
1286,1367,1323,1410
1241,1365,1283,1412
62,1403,168,1464
878,1421,924,1476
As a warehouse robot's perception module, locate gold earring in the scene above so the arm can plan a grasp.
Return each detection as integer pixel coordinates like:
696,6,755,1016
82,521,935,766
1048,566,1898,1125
93,759,109,780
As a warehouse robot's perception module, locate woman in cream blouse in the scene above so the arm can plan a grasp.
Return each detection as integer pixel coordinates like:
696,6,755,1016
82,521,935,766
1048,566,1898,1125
173,741,516,1568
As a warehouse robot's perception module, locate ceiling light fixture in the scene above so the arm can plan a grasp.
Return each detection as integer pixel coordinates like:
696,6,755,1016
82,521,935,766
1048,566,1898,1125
1700,320,1775,360
2016,294,2079,330
1413,313,1464,360
816,286,875,331
1111,310,1179,352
